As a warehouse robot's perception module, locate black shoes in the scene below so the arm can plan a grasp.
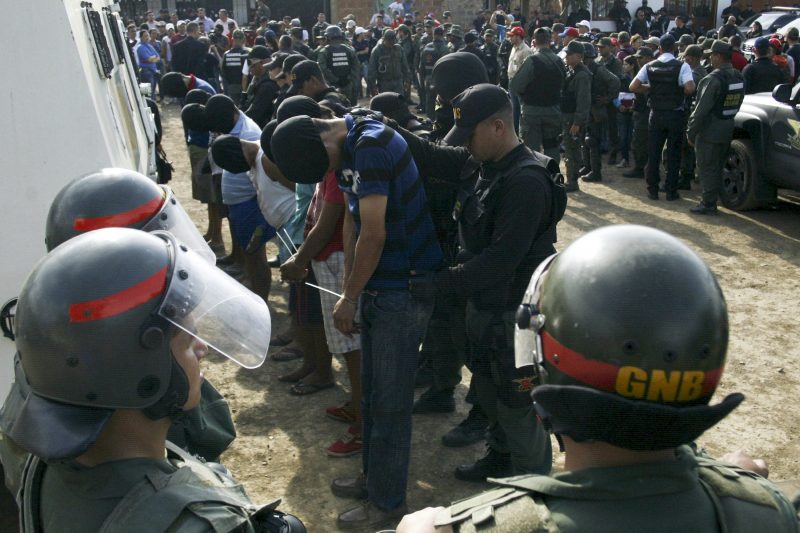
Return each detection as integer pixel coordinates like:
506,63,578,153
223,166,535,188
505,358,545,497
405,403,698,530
665,191,680,201
331,474,368,499
623,168,644,178
647,188,659,200
690,202,718,215
564,181,580,193
454,447,513,482
441,407,488,448
413,388,456,414
581,171,602,182
608,152,618,165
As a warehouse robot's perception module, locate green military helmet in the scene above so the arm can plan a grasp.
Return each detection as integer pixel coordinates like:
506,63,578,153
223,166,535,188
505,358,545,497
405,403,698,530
516,225,743,450
8,228,271,460
447,24,463,38
324,24,343,40
45,168,215,264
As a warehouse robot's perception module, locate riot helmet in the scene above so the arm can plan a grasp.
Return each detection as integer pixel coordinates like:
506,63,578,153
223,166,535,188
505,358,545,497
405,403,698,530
515,225,743,450
324,24,343,40
45,168,215,264
5,228,270,461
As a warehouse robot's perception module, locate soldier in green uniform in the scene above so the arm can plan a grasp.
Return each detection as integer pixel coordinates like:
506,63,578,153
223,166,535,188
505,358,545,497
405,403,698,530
446,25,465,53
560,40,592,192
396,224,800,533
580,42,620,183
480,29,500,85
688,40,746,215
368,29,411,96
596,36,624,165
1,228,304,532
509,27,566,164
419,26,450,116
413,20,435,111
678,44,708,190
317,25,360,107
622,47,654,179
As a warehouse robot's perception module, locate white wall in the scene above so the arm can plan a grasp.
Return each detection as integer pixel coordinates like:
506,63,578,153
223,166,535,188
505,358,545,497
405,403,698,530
0,0,154,401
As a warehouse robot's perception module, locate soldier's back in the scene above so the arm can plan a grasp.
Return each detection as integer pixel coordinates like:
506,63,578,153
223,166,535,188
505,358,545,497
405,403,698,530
441,448,800,533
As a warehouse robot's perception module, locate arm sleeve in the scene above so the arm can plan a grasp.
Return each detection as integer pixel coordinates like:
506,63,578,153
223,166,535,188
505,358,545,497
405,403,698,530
635,63,649,84
396,127,470,182
679,62,694,86
687,76,717,139
574,73,592,125
440,172,550,296
508,55,532,95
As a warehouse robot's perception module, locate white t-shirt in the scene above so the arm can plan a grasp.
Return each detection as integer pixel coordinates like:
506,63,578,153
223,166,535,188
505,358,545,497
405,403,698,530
251,149,296,229
388,2,404,15
216,17,237,29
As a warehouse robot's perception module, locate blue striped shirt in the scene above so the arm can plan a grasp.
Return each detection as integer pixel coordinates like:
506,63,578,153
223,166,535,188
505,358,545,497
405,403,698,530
338,115,443,290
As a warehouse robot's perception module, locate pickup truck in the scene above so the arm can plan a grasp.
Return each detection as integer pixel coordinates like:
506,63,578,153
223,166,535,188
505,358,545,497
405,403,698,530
725,84,800,209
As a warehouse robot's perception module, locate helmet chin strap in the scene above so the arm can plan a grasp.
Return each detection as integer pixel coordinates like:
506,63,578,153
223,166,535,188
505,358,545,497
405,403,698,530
142,352,191,421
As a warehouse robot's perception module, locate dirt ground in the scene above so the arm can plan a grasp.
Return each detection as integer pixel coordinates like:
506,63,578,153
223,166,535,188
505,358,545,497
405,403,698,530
160,102,800,532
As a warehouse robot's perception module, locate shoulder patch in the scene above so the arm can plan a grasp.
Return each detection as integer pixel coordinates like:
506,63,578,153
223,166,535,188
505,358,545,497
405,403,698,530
438,491,560,533
697,461,780,509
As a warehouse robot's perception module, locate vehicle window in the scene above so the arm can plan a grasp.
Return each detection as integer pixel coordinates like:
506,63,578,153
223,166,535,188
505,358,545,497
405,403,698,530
778,17,800,34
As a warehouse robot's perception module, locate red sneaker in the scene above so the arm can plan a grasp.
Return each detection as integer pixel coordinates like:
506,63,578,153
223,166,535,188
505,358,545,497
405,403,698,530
325,403,357,425
326,426,362,457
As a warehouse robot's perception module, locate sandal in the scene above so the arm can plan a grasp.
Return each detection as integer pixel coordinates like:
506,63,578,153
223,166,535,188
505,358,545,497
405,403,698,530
289,381,335,396
270,346,303,362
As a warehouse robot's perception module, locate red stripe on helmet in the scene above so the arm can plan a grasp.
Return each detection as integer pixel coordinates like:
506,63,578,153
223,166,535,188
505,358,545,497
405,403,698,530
72,196,163,232
541,331,619,392
541,331,723,399
69,267,168,323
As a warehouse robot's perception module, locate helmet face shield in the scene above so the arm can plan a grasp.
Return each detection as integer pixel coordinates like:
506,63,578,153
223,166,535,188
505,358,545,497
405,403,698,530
515,253,557,371
142,187,217,265
156,233,270,368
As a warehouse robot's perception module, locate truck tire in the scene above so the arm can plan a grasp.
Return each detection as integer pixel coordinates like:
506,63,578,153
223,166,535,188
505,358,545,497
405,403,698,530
721,139,761,211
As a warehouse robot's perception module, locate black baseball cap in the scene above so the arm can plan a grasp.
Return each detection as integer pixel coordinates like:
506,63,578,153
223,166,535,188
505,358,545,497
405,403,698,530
248,45,271,61
431,52,488,101
265,51,289,71
279,53,306,79
443,84,511,146
287,60,324,96
276,95,322,123
270,116,330,184
204,94,237,133
181,103,208,131
369,91,412,124
210,135,251,173
260,119,279,161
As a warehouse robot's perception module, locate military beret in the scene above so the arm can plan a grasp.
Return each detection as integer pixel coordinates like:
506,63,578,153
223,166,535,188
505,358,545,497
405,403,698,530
565,40,586,55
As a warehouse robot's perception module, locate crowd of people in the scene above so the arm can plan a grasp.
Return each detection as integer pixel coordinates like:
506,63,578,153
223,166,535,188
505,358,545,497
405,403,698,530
2,2,800,533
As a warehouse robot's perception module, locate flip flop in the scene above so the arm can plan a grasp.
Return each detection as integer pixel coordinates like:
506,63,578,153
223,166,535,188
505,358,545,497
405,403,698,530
289,381,335,396
270,346,303,362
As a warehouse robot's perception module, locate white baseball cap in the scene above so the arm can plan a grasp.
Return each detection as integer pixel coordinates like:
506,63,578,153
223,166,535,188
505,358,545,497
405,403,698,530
577,20,591,28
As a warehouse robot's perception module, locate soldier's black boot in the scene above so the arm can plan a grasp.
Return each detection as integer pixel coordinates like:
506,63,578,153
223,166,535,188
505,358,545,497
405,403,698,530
442,405,488,447
455,447,513,482
413,387,456,414
690,202,718,215
581,171,602,182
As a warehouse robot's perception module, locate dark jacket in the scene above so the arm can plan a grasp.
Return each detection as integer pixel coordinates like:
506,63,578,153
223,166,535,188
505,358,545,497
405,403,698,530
742,57,785,94
171,36,208,78
398,133,556,311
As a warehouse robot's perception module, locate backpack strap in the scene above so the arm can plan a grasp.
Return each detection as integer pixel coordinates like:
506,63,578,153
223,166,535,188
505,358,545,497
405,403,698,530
18,454,45,533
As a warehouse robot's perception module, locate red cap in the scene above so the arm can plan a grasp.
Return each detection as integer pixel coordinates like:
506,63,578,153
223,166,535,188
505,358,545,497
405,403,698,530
560,27,580,38
508,26,526,37
769,37,782,48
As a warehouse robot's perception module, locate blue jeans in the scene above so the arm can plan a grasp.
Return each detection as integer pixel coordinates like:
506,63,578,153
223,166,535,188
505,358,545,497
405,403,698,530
617,110,633,162
360,289,433,511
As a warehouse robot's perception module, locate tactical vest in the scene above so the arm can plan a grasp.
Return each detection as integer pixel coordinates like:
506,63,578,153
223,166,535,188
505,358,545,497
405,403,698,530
435,454,799,532
18,442,305,533
222,47,249,84
521,52,566,106
327,43,352,86
375,44,402,79
709,67,745,120
561,64,590,114
647,59,685,111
